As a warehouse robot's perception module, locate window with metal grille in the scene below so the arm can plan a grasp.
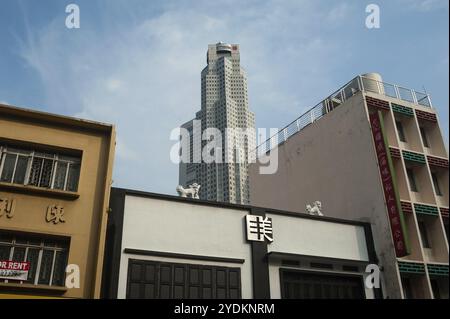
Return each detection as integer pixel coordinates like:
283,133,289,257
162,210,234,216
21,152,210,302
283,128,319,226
0,145,81,192
0,231,69,286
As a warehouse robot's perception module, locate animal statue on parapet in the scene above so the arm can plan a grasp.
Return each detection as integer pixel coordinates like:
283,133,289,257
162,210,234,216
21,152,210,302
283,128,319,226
176,183,201,199
306,201,323,216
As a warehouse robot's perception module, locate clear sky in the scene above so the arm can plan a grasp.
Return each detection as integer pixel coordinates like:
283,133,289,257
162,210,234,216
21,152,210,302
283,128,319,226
0,0,448,195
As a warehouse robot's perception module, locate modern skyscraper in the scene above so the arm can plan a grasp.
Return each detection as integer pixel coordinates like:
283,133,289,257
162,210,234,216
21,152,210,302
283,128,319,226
250,73,449,299
179,43,255,204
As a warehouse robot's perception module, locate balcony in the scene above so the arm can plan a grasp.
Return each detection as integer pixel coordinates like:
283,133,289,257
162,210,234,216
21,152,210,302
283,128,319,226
418,118,448,158
398,261,432,299
415,209,448,264
361,76,432,108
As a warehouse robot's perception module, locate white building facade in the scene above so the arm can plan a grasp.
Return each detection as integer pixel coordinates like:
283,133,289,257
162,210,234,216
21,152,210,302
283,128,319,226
101,188,380,299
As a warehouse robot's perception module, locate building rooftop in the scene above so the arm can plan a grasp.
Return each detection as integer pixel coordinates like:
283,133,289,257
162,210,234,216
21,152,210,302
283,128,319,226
0,102,114,133
255,74,433,156
112,186,371,227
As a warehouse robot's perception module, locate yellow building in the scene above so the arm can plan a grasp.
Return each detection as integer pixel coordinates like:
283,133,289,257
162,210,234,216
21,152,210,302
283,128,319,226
0,103,115,298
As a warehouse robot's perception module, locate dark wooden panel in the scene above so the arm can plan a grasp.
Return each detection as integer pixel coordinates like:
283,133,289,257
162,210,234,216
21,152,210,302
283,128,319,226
280,269,365,299
126,259,241,299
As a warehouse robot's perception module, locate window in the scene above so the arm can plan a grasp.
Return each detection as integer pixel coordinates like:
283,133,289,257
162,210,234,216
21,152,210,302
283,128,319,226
406,168,418,192
431,172,442,196
0,232,69,286
418,221,431,248
444,218,449,245
430,279,441,299
401,277,413,299
419,127,430,148
396,121,406,142
0,145,80,192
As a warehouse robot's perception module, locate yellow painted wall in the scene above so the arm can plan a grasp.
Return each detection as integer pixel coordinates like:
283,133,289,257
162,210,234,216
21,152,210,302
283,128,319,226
0,104,115,299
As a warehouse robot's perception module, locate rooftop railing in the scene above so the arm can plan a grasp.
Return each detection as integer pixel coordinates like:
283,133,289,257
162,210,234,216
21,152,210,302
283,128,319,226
256,75,432,157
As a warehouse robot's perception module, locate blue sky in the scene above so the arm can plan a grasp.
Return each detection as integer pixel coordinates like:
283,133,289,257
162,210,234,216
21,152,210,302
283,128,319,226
0,0,448,195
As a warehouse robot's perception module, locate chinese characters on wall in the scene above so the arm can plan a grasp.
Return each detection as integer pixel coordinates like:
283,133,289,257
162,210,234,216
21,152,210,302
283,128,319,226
0,196,16,219
0,195,67,225
369,111,408,257
46,205,66,224
246,215,273,243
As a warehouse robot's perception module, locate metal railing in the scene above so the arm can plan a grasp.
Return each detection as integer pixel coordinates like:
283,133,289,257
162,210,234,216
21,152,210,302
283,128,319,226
255,75,432,157
359,76,432,107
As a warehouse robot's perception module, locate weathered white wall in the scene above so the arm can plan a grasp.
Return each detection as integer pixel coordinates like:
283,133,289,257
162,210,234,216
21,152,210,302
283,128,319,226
267,213,369,261
118,195,254,299
116,193,376,299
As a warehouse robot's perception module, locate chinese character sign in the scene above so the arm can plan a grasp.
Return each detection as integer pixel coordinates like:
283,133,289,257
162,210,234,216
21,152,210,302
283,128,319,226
246,215,273,243
46,205,66,224
0,197,16,218
369,112,408,257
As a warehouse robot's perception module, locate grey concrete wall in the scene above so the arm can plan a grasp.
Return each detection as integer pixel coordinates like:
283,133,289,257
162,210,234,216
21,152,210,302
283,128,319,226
250,92,403,298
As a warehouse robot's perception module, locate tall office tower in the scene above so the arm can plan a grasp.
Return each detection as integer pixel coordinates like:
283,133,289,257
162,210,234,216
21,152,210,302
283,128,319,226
250,73,449,299
179,43,255,204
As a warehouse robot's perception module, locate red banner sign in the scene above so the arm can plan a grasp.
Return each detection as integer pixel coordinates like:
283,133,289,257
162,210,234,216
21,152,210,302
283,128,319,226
0,260,30,281
370,112,408,257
